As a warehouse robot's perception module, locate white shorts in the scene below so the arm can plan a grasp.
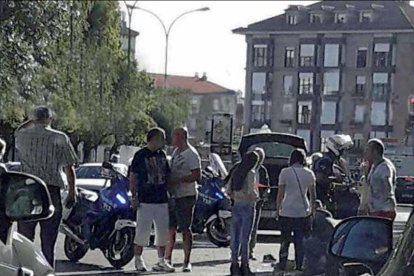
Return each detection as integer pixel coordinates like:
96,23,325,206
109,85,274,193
134,203,169,247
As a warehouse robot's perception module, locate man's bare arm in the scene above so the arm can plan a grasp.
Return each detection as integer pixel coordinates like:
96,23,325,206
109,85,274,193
180,169,201,183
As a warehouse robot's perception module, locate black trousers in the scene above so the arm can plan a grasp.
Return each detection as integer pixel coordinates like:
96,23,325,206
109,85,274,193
0,210,11,244
18,186,62,268
279,216,312,270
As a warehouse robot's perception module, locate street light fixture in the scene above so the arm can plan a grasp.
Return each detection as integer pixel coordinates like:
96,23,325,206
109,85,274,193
134,6,210,88
123,0,138,69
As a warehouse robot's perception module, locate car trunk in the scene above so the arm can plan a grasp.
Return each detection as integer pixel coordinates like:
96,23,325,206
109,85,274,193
262,158,290,211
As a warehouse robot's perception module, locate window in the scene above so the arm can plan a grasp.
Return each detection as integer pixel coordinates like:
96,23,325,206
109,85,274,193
265,101,272,121
283,75,294,95
282,103,294,121
287,14,297,25
371,102,386,126
335,13,347,23
253,44,267,67
300,44,315,67
285,47,295,67
373,73,388,98
310,14,322,24
324,44,340,67
299,73,313,95
296,129,311,149
356,76,366,95
374,43,390,67
251,100,265,122
252,73,266,95
189,118,197,130
323,70,340,95
321,101,337,125
360,11,372,23
190,98,200,114
354,133,364,149
298,101,312,124
357,48,367,68
370,131,386,139
213,99,220,111
354,105,365,123
321,130,335,152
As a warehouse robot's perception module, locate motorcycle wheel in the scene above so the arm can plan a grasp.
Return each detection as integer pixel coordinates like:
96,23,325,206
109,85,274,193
104,227,135,269
206,217,231,247
64,236,88,262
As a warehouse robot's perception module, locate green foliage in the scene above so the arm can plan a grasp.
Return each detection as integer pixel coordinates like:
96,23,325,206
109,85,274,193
0,0,190,161
151,88,190,142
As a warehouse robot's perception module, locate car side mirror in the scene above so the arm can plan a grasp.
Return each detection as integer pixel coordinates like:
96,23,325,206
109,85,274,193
329,217,393,264
3,171,54,222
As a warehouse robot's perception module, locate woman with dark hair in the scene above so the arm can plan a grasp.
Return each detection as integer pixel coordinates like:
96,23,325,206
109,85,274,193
226,151,259,276
275,149,316,272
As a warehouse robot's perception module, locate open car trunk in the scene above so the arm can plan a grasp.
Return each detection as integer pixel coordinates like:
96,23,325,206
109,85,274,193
238,132,308,230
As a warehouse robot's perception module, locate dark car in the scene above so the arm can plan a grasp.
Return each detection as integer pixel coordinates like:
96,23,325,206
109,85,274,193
396,176,414,204
238,132,308,230
328,210,414,276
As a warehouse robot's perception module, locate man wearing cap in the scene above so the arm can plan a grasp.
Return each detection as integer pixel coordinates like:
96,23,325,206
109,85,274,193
15,106,78,268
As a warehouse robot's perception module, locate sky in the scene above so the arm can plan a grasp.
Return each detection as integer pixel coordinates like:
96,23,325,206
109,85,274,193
119,1,313,94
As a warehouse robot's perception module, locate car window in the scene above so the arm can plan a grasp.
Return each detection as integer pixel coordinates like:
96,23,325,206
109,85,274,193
397,177,414,186
76,166,104,179
248,142,295,158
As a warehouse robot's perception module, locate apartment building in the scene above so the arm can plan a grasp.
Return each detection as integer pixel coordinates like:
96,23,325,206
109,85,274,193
234,0,414,164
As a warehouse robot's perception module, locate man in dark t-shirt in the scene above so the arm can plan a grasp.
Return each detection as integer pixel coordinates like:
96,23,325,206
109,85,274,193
129,128,175,273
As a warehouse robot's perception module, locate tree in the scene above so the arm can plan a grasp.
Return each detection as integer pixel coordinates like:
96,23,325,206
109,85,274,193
151,88,190,143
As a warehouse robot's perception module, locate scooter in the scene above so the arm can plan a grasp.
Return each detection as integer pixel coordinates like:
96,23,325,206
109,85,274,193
60,161,135,269
192,154,232,247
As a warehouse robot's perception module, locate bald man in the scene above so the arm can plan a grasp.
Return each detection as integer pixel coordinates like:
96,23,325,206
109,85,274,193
166,127,201,272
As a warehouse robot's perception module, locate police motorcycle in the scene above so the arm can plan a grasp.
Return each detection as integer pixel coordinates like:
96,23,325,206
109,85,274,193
191,153,232,247
60,161,135,268
311,134,360,219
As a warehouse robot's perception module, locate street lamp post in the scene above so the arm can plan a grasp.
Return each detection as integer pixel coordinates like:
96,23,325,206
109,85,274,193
124,1,138,69
134,6,209,88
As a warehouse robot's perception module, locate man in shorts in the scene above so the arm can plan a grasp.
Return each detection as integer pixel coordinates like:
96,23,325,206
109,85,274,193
129,128,175,273
165,127,201,273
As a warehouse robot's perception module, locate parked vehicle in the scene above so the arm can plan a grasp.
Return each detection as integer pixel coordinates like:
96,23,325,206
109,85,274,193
0,165,56,276
395,176,414,204
60,161,135,269
75,162,128,192
238,132,308,230
192,153,232,247
328,211,414,276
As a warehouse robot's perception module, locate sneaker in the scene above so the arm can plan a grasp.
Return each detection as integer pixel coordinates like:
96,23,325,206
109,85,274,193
153,261,175,273
135,257,148,272
182,263,192,273
240,263,255,276
230,262,241,276
263,254,277,263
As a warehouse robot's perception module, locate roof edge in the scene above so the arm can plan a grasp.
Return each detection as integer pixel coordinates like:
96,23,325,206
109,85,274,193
236,29,414,36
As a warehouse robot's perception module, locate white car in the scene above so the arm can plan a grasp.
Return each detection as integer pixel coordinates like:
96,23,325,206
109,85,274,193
75,163,128,192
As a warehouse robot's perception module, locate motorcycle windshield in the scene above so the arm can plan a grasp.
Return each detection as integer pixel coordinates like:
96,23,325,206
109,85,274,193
209,153,228,179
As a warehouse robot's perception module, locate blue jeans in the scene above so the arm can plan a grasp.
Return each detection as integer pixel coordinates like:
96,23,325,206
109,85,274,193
231,201,255,264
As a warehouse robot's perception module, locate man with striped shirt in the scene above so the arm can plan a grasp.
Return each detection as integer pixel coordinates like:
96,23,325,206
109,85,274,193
15,106,78,268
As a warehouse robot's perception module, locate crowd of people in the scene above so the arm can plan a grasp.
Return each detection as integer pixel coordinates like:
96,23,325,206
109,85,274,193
0,105,398,276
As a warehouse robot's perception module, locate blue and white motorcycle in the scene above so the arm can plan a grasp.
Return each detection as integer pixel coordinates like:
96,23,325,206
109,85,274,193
60,161,135,268
192,154,232,247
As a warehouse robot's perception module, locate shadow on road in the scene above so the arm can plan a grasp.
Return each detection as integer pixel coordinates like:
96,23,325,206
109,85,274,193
173,258,230,268
56,260,112,273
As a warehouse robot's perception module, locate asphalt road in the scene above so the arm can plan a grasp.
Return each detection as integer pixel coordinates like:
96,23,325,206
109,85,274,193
40,205,412,276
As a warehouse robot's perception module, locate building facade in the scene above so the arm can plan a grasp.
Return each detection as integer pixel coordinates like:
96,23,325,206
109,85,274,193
150,73,242,145
234,0,414,163
120,11,139,57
